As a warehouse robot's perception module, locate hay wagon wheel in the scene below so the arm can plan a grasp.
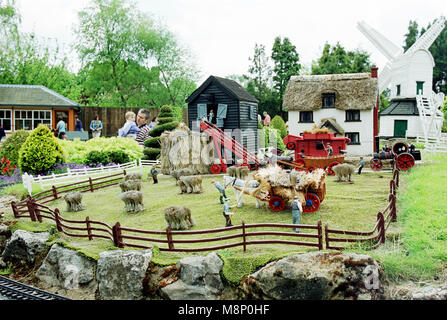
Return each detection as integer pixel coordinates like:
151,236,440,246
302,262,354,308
396,153,415,171
269,196,286,212
303,193,320,213
326,161,339,176
370,159,383,171
210,164,227,174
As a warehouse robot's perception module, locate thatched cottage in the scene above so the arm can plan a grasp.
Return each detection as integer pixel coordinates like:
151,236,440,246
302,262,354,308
282,69,379,155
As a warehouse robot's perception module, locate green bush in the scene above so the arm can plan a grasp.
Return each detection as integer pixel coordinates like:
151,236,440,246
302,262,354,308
258,121,264,129
159,105,175,117
157,117,175,125
270,115,288,138
143,147,161,160
148,121,179,138
144,136,161,148
0,130,30,166
107,150,130,164
18,125,65,174
85,150,131,165
263,126,286,150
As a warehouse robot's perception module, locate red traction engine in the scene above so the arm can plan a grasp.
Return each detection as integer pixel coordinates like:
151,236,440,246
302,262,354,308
370,142,421,171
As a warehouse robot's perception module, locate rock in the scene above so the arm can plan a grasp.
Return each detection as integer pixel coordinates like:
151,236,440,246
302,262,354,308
96,249,152,300
412,286,447,300
161,252,224,300
1,230,50,266
35,244,97,292
239,251,383,300
0,224,12,250
0,195,19,209
143,263,179,299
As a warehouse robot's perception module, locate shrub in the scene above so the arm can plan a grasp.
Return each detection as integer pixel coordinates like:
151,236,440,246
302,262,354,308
263,126,286,150
144,136,161,148
143,147,161,160
0,130,30,166
270,115,288,138
160,105,175,117
85,150,110,166
157,117,175,125
147,121,179,138
18,125,65,174
107,150,130,164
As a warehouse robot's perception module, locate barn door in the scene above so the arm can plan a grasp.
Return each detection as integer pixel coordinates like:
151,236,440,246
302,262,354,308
216,104,227,127
197,104,207,120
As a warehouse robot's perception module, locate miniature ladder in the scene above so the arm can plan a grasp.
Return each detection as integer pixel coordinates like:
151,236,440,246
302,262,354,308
199,120,260,173
416,94,443,143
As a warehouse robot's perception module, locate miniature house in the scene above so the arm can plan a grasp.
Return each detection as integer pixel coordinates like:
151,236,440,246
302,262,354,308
282,71,379,156
0,84,80,136
186,75,259,154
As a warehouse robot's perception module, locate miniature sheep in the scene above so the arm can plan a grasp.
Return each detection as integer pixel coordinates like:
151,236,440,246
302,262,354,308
332,163,355,183
178,175,203,194
226,166,250,180
63,191,85,212
119,179,142,192
170,168,195,185
164,206,194,230
119,190,144,213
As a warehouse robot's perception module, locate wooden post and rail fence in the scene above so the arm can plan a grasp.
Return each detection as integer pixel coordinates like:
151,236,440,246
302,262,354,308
10,166,401,252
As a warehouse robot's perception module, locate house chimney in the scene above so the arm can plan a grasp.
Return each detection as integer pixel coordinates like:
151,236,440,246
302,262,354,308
371,65,378,78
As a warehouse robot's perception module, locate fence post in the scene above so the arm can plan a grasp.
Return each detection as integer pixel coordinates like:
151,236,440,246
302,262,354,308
26,195,36,222
394,169,399,188
166,226,174,250
89,177,94,192
389,194,397,222
390,179,395,196
54,208,63,232
242,219,246,252
377,212,385,244
86,216,93,241
52,185,58,200
317,220,323,250
324,223,330,250
11,201,19,218
112,222,124,248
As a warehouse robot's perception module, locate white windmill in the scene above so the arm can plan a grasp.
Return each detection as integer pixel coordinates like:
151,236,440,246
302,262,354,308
357,17,445,144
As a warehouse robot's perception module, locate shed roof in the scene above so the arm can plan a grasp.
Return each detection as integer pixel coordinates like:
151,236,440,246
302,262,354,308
282,73,378,111
379,98,418,116
186,75,258,104
0,84,79,109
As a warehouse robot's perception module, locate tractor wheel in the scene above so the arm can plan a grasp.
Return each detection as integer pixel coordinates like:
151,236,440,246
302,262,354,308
326,161,339,176
370,159,383,171
392,142,408,155
396,153,415,171
269,196,285,212
210,164,221,174
303,193,320,213
286,142,296,150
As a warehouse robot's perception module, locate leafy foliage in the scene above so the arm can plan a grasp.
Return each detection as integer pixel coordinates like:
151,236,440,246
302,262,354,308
18,125,65,174
143,136,161,148
269,115,288,139
85,150,130,165
262,126,286,150
142,147,161,160
0,130,30,166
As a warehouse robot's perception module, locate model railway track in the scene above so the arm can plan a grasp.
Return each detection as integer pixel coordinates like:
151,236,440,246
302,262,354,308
0,276,71,300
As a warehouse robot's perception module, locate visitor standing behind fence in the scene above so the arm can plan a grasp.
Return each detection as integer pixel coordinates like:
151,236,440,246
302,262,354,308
90,116,102,138
291,196,302,233
118,111,140,139
135,109,151,146
75,115,83,131
263,111,271,126
148,116,158,130
56,116,66,139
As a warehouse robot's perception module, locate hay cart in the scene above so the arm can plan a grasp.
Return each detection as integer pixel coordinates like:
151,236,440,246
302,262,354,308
370,142,421,171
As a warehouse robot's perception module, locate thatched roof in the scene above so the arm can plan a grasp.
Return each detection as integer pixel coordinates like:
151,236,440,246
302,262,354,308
282,73,378,111
318,118,345,135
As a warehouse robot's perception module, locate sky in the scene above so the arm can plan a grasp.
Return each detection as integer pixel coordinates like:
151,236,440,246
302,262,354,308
14,0,447,84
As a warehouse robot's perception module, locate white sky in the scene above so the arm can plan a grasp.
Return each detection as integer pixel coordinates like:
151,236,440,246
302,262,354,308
15,0,447,84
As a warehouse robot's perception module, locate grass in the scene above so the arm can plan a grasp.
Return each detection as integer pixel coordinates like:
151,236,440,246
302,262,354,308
3,169,392,283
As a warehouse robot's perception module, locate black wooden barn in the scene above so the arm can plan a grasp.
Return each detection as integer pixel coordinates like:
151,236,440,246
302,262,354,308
186,75,259,157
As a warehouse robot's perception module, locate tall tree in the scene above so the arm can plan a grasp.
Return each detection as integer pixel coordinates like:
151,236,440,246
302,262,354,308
271,36,301,118
403,20,419,51
311,42,372,75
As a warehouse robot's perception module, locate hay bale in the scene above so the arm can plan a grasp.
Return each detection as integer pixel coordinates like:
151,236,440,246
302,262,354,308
119,180,142,192
63,191,85,212
119,191,144,213
164,206,194,230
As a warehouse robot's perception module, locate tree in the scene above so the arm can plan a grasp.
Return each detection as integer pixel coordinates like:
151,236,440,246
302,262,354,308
311,42,372,75
403,20,419,51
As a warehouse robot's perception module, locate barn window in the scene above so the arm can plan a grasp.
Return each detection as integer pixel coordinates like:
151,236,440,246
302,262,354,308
322,93,335,108
345,132,360,145
299,111,313,123
0,109,12,131
249,105,256,120
345,110,360,122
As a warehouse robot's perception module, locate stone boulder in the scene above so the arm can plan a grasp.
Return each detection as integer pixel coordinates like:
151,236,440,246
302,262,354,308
0,224,12,250
96,249,152,300
35,244,97,292
2,230,50,266
239,251,383,300
412,286,447,300
161,252,224,300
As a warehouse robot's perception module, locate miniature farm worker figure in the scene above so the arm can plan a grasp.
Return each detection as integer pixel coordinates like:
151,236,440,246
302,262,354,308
208,110,214,123
90,115,103,138
118,111,140,139
74,115,83,131
150,166,158,184
263,111,271,126
56,116,66,139
291,196,303,233
222,197,234,227
358,157,365,175
135,108,152,146
324,142,333,157
212,180,227,204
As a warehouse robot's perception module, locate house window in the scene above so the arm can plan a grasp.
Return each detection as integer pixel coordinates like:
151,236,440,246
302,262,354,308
322,93,335,108
14,109,51,131
345,132,360,145
416,81,424,95
396,85,401,96
0,109,12,131
345,110,360,122
299,111,313,123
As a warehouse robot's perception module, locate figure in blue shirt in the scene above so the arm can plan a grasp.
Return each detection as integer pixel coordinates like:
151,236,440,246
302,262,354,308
118,111,140,139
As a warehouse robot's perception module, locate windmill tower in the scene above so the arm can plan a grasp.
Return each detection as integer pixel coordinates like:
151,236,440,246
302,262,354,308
357,17,445,143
